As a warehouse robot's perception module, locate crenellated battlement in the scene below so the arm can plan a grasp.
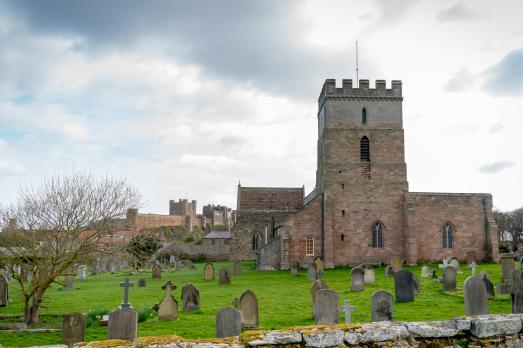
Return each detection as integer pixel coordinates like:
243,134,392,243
319,79,402,105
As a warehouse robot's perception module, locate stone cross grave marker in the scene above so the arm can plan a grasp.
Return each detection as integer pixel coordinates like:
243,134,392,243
181,284,199,311
314,289,339,325
314,256,324,277
443,266,457,292
107,308,137,341
307,262,318,282
159,280,178,320
215,307,241,338
391,254,402,272
421,266,430,278
219,267,231,285
311,279,329,316
339,300,356,324
509,269,523,313
138,278,146,288
500,254,516,283
364,266,375,285
394,269,415,302
469,262,477,275
120,278,134,309
480,271,495,299
351,266,365,291
438,259,449,270
0,274,8,307
233,259,241,275
464,275,488,315
384,265,394,277
62,312,85,347
204,262,214,280
291,261,300,276
239,290,259,329
371,290,394,322
152,263,161,280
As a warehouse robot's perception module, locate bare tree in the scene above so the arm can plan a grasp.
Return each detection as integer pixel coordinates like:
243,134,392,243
0,172,141,324
494,210,513,244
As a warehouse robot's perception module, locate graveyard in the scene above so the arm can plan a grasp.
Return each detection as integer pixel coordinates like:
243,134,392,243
0,260,517,347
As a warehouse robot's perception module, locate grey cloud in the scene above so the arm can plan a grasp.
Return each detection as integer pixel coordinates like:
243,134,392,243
478,161,515,173
444,67,475,92
483,48,523,97
374,0,418,26
437,2,477,22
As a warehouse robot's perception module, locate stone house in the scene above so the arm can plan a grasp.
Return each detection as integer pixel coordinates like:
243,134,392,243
201,231,232,247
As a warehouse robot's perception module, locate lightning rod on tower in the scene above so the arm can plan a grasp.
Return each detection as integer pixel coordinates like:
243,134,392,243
355,41,359,88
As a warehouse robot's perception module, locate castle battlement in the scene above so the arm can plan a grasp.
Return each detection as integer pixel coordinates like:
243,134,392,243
319,79,402,104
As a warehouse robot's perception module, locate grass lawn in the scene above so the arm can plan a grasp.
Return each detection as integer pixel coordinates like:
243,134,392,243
0,261,512,347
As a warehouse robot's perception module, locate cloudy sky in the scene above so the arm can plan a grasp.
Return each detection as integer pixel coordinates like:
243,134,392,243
0,0,522,214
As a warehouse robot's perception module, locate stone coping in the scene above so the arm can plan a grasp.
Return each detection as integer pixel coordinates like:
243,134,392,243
29,315,523,348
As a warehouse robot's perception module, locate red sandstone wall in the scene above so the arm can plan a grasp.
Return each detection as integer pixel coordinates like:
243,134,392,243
238,187,304,211
135,214,185,229
286,196,322,266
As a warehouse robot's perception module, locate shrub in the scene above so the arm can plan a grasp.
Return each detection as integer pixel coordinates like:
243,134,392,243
137,307,153,323
85,308,110,327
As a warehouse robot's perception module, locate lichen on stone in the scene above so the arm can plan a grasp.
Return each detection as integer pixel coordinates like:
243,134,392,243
76,339,133,348
136,335,183,345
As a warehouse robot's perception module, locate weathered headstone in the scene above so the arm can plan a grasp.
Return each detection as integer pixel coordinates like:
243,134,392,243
107,308,137,340
413,274,420,294
138,278,146,288
339,300,356,324
394,269,414,302
421,266,430,278
480,271,495,299
77,265,87,279
465,251,477,266
204,263,214,280
510,270,523,313
62,312,85,347
311,280,329,312
181,284,199,311
500,254,516,282
291,261,300,276
219,268,231,285
384,265,394,277
0,274,8,307
364,267,375,285
239,290,259,328
464,275,488,315
233,259,241,276
351,266,365,291
443,266,457,291
307,262,318,282
449,257,460,271
64,275,74,291
314,256,324,277
391,254,402,272
371,290,394,322
215,307,241,338
314,289,339,325
431,269,438,279
159,281,178,320
152,263,161,280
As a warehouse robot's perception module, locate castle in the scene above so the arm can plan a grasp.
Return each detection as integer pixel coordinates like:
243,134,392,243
231,79,499,268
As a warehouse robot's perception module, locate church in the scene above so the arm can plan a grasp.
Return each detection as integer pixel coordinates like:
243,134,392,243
231,79,499,268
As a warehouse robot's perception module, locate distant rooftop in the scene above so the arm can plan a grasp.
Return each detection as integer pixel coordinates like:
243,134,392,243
203,231,231,239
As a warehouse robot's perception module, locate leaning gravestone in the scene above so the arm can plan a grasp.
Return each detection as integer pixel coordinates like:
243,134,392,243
364,266,375,285
500,254,516,282
311,280,329,313
0,274,8,307
216,307,241,338
509,270,523,313
181,284,199,311
391,254,402,272
384,265,394,277
152,263,161,280
394,269,414,303
464,275,488,315
239,290,259,329
421,266,430,278
307,263,318,282
62,312,85,346
204,263,214,280
351,266,365,291
233,259,241,275
480,271,495,299
219,268,231,285
159,281,178,320
314,289,339,325
371,290,394,322
314,256,324,277
443,266,457,291
138,278,146,288
291,261,300,276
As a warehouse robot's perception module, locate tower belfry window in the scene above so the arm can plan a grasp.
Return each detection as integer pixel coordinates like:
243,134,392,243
360,136,370,161
362,108,367,124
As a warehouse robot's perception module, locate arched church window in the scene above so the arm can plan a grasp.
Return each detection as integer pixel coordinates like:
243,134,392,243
306,236,314,256
371,221,384,248
252,233,259,251
443,222,454,249
362,107,367,124
360,136,370,161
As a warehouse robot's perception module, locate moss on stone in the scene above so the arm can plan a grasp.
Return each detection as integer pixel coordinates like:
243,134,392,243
76,339,133,347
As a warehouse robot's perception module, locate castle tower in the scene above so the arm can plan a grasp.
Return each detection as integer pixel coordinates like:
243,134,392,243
317,79,408,266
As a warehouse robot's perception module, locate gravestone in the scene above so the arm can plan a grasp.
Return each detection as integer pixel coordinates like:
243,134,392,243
307,263,318,282
480,271,495,299
239,290,259,328
77,265,87,279
443,267,457,291
119,278,134,309
391,254,402,272
311,280,329,313
371,290,394,322
233,259,241,275
314,256,324,277
62,312,85,346
181,284,199,311
0,274,8,307
219,268,231,285
469,262,477,275
465,251,477,265
421,266,430,278
509,270,523,313
204,263,214,280
216,307,241,338
500,255,516,282
449,257,460,270
394,270,414,302
431,270,438,279
351,266,365,291
152,263,161,280
364,267,375,285
184,260,193,269
339,300,356,323
64,275,74,291
159,281,178,320
107,308,137,341
314,289,339,325
413,274,420,294
291,261,300,276
138,278,146,288
385,265,394,277
464,275,488,315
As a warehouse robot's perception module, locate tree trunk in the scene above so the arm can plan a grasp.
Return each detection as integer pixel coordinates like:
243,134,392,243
23,294,42,324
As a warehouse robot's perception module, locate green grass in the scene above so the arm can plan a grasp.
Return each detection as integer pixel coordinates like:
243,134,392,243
0,261,512,347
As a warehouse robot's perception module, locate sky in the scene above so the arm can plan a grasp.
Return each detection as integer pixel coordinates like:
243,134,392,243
0,0,522,214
